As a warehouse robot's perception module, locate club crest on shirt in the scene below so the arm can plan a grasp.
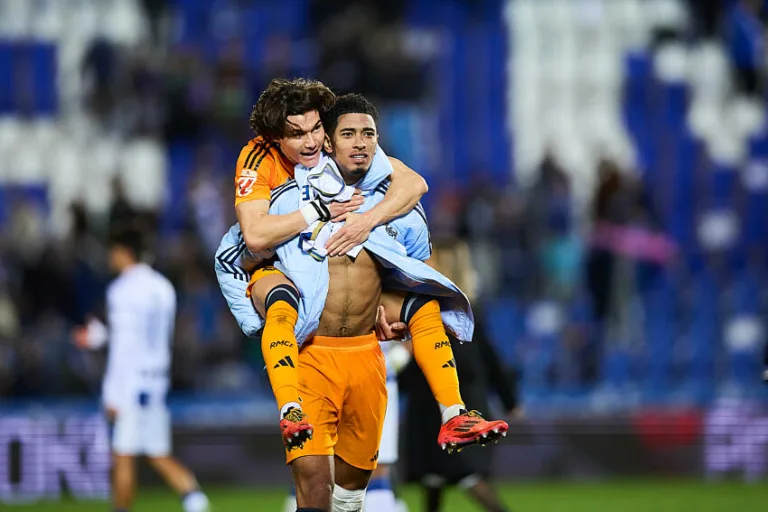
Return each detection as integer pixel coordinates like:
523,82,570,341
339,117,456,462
385,225,398,239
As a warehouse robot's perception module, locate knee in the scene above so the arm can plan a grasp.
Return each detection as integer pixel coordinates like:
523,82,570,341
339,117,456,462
331,484,366,512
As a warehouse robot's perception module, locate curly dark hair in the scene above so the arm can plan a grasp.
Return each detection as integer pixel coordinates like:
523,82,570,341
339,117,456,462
249,78,336,140
320,93,380,139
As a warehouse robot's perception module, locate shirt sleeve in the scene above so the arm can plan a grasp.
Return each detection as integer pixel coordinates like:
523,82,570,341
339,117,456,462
403,202,432,261
234,143,276,206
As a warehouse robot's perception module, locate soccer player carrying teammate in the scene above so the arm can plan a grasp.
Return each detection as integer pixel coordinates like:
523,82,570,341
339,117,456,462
218,78,507,461
73,228,210,512
229,78,426,447
220,92,508,511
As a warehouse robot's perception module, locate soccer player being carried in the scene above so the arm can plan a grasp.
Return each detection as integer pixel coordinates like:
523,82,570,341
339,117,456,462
73,228,210,512
217,89,508,511
218,78,506,458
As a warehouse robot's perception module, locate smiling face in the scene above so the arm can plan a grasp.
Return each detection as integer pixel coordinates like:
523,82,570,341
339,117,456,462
324,113,378,184
277,110,325,168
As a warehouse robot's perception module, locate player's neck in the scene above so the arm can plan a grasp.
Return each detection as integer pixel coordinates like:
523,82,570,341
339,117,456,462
119,261,141,274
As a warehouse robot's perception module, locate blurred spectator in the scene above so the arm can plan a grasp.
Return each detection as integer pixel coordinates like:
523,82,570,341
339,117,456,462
725,0,766,96
140,0,169,44
109,178,138,231
187,146,228,255
494,190,530,299
121,46,164,137
527,154,582,301
586,159,626,326
162,46,212,143
688,0,725,37
213,40,250,143
460,172,503,297
82,36,119,123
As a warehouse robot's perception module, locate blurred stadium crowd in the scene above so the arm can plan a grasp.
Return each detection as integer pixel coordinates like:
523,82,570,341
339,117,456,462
0,0,767,413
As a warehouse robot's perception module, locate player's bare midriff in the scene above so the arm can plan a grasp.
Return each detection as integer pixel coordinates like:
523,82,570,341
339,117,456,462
316,249,382,337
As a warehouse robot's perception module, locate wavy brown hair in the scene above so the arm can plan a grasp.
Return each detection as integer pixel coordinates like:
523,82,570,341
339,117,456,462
249,78,336,140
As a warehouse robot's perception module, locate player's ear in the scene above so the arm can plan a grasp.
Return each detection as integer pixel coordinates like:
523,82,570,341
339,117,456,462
323,133,333,153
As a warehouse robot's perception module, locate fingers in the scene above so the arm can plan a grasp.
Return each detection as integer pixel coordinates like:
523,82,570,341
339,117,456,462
329,240,359,257
326,227,359,256
325,231,344,253
376,306,396,340
329,201,361,220
389,322,408,336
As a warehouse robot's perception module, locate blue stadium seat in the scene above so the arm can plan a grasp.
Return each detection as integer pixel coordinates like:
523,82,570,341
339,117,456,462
727,350,761,388
160,142,195,234
710,165,738,209
601,348,631,388
520,333,557,393
29,43,57,115
659,83,688,134
742,191,768,245
729,269,762,314
625,51,653,85
484,297,524,364
748,132,768,158
0,42,12,114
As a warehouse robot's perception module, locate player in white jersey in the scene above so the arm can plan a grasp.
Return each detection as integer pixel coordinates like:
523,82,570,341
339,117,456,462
73,228,210,512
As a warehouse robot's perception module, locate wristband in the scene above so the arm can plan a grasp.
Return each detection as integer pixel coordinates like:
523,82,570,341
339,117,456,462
300,199,331,224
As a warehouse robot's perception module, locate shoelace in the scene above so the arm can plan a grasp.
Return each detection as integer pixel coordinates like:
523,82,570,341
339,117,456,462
283,408,305,423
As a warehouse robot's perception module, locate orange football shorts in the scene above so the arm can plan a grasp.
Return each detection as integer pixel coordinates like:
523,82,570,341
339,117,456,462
285,332,387,470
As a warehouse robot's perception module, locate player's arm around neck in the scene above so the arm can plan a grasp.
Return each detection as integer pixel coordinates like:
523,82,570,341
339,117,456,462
324,156,427,257
365,156,428,226
236,199,309,255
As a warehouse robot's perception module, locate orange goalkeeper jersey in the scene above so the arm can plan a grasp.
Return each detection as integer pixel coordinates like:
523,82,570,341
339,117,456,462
234,137,295,206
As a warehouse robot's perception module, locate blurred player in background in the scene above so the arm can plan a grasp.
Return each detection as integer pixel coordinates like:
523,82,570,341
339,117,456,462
73,228,210,512
399,239,521,512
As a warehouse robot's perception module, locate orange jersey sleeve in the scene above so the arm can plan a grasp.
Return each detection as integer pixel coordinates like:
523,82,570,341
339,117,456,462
234,139,285,206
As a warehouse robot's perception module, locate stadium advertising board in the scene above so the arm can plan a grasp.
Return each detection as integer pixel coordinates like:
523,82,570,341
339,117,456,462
0,415,110,503
2,401,767,504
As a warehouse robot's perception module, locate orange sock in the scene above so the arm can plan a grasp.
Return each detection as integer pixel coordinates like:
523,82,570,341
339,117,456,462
407,299,464,414
261,286,300,416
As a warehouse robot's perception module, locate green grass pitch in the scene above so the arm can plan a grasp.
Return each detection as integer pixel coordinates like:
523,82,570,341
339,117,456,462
10,479,766,511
